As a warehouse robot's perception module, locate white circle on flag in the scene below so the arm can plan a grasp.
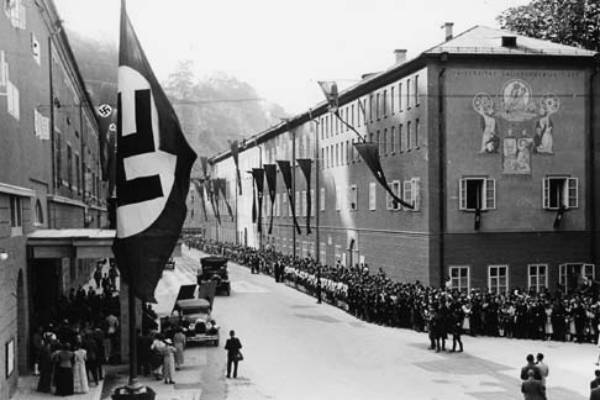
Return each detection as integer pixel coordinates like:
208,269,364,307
116,66,176,239
97,104,113,118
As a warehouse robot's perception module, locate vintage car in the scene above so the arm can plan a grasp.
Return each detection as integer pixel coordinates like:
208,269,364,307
173,298,219,346
198,256,231,296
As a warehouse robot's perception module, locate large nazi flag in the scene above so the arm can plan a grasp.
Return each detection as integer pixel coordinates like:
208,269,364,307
112,1,197,301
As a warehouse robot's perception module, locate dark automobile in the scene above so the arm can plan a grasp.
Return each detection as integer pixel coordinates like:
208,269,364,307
198,256,231,296
170,298,219,346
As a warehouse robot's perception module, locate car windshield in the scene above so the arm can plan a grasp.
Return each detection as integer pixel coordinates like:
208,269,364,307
181,306,210,315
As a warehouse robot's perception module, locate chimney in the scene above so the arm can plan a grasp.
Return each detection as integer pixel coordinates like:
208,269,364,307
502,36,517,48
394,49,407,64
442,22,454,41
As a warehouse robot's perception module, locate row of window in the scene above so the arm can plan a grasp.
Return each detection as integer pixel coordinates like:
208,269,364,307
449,263,595,293
254,178,422,218
321,121,421,169
55,133,102,200
319,74,421,140
458,176,578,211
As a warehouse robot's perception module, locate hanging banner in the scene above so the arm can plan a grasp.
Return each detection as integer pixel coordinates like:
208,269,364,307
207,179,221,225
192,179,208,221
216,178,234,220
296,159,312,234
353,142,414,209
263,164,277,234
230,140,242,195
252,168,264,233
276,160,301,234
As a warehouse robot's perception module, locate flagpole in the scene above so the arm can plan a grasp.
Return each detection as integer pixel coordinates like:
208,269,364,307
311,111,320,266
291,123,297,260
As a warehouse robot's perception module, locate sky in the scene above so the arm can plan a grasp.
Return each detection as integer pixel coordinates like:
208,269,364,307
54,0,530,114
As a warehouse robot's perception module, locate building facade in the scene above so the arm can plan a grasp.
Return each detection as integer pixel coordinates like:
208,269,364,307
0,1,107,397
200,26,600,299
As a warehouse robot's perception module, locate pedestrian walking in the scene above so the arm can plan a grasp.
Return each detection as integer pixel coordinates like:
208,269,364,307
173,328,186,370
73,343,89,393
521,369,546,400
451,303,464,352
224,330,243,378
536,353,549,387
150,334,166,380
162,338,176,384
83,333,100,385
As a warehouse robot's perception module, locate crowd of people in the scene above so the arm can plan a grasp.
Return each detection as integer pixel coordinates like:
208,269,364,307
34,261,121,396
189,238,600,350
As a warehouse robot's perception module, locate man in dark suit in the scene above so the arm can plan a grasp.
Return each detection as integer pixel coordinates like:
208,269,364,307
591,370,600,390
521,370,546,400
521,354,543,381
224,330,242,378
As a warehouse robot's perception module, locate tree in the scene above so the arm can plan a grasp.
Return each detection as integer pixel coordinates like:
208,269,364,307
497,0,600,52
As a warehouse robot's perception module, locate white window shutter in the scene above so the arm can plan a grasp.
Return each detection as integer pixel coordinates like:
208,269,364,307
0,50,7,87
320,187,325,211
403,180,412,210
485,178,496,210
17,0,26,29
542,177,549,209
411,177,421,211
567,177,578,208
386,183,393,210
369,182,376,210
459,178,467,210
395,181,403,211
310,189,315,215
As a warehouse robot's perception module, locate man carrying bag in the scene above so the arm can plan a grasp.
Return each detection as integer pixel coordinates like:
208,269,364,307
225,330,243,378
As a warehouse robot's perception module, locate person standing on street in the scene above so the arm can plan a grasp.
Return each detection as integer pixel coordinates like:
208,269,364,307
225,330,242,378
93,266,102,290
521,369,546,400
536,353,549,388
162,338,176,384
173,328,186,370
521,354,543,381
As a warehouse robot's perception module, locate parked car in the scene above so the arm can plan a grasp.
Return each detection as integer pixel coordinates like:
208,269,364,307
198,257,231,296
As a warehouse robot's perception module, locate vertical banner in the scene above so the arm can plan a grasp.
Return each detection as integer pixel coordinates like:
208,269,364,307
200,156,209,179
353,142,413,209
113,1,197,301
207,179,221,225
216,178,234,220
230,140,242,195
247,170,257,223
263,164,277,234
252,168,265,233
276,160,301,234
192,179,208,221
296,159,312,234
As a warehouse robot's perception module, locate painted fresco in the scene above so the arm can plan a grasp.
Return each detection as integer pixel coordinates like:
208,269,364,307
472,79,561,174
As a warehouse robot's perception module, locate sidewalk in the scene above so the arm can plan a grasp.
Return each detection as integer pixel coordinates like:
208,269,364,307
13,375,103,400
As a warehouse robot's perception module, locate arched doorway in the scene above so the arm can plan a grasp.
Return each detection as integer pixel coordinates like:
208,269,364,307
16,269,27,374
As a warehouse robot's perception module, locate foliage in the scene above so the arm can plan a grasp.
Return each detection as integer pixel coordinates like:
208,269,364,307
497,0,600,52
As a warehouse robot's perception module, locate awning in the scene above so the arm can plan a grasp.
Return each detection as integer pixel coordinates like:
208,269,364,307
27,229,115,259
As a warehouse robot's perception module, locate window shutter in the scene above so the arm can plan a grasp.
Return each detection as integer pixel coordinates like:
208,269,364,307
411,177,421,211
369,182,376,210
567,177,578,208
459,179,467,210
386,183,393,210
350,185,358,210
485,178,496,210
403,180,412,210
0,50,7,87
310,189,315,215
542,177,549,209
395,181,403,210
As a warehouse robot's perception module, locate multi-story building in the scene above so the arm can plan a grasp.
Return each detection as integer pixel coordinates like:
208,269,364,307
0,1,107,397
202,25,600,297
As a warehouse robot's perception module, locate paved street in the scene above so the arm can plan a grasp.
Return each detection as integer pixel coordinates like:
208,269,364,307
106,248,596,400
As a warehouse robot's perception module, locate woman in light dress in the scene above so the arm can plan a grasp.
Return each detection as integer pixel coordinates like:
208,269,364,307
73,343,89,393
173,328,186,370
162,339,177,384
462,302,472,334
544,303,553,341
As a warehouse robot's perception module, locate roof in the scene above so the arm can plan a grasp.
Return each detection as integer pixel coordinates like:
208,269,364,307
425,25,597,57
210,25,598,163
28,229,115,240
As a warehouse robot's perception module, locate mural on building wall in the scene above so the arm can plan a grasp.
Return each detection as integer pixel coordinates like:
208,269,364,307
473,78,561,174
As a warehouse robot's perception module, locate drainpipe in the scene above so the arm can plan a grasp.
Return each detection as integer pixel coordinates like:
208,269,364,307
438,53,448,288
